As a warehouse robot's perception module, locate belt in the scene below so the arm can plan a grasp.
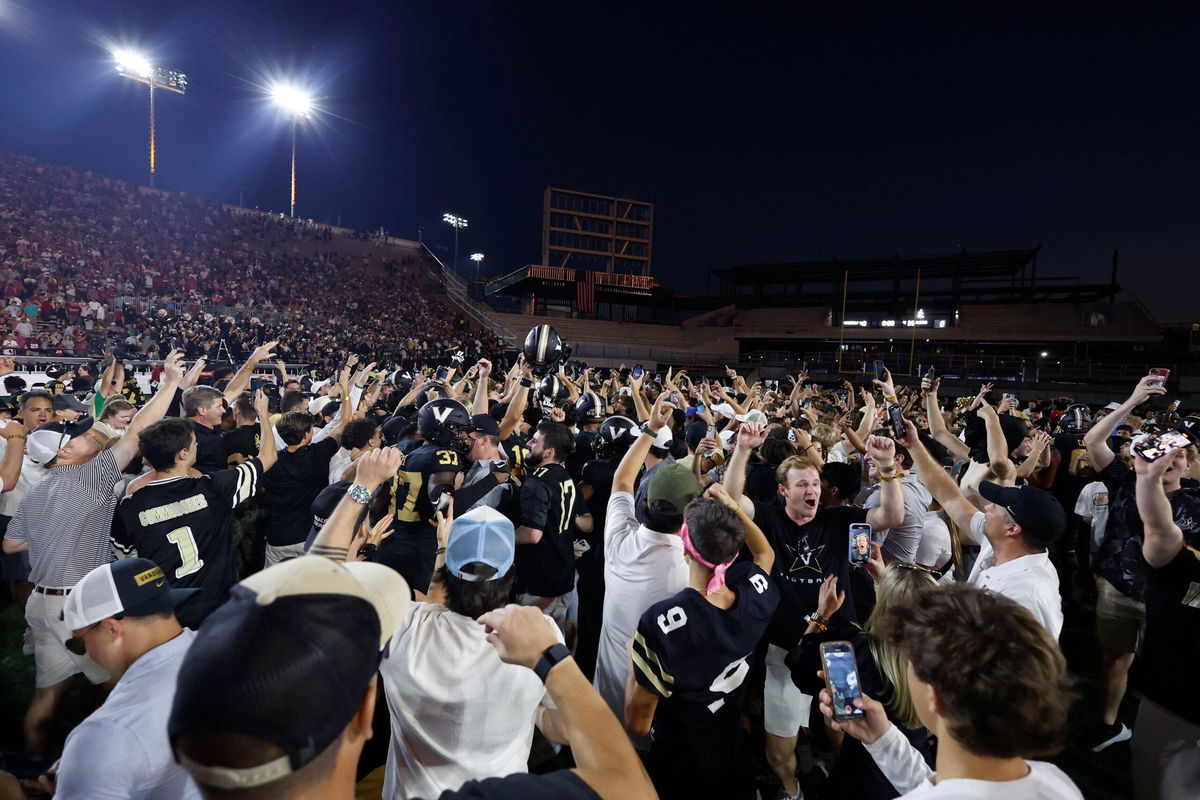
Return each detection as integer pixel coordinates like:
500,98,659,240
33,586,71,596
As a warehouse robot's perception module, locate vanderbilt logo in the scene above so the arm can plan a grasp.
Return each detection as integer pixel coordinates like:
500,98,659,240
1184,582,1200,610
133,566,166,586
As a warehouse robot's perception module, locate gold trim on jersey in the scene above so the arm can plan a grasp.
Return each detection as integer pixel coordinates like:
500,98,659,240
632,631,675,698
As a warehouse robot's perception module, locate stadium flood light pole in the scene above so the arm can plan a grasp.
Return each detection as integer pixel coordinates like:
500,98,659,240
114,50,187,189
271,85,314,217
442,213,468,277
470,252,485,281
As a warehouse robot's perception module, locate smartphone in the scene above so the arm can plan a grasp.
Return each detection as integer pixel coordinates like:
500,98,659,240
848,523,872,565
872,361,886,382
820,641,865,722
250,376,261,392
1149,368,1170,388
655,373,663,383
887,403,905,439
435,366,448,381
1003,393,1016,402
926,366,936,381
697,403,707,413
632,365,644,380
1133,430,1195,461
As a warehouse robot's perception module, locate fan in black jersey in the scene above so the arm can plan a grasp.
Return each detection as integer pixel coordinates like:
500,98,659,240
111,397,275,628
626,489,778,800
514,422,592,628
379,398,472,593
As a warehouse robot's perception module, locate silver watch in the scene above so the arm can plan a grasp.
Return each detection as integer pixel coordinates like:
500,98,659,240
347,483,373,504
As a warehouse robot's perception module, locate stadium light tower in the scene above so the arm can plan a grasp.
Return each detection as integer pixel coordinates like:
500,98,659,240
469,252,485,280
442,213,468,277
271,84,313,218
113,49,187,188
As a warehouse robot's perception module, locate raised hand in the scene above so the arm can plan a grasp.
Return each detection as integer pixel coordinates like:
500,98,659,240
865,434,896,467
736,420,768,450
355,446,403,489
647,393,674,432
477,604,562,670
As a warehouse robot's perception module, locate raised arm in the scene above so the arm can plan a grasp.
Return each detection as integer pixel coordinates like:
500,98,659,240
708,482,774,573
724,421,767,519
977,402,1016,484
628,373,650,423
252,389,278,473
112,350,185,468
479,605,657,799
863,435,903,531
223,341,277,404
1085,375,1165,473
897,418,979,540
613,394,673,494
309,447,403,561
922,377,969,461
500,361,534,441
472,359,492,415
1135,447,1188,568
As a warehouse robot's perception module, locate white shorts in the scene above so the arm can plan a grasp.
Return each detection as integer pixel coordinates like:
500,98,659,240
517,591,572,632
764,643,812,738
26,590,110,688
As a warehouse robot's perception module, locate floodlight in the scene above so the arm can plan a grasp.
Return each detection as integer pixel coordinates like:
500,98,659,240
114,48,152,79
112,47,187,187
443,213,470,276
271,84,313,118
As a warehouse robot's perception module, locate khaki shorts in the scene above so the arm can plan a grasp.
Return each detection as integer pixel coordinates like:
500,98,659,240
1095,577,1146,654
765,643,813,737
26,590,110,688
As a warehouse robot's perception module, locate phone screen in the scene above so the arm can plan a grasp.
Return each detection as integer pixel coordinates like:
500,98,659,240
1149,368,1170,388
888,404,905,439
435,367,448,380
849,523,872,565
697,403,707,413
872,361,886,382
632,366,644,380
821,641,865,721
1134,430,1193,461
926,367,936,381
250,377,260,392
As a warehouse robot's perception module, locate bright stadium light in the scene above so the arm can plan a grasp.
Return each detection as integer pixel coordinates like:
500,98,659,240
469,252,485,281
270,83,315,217
112,47,187,188
443,213,469,277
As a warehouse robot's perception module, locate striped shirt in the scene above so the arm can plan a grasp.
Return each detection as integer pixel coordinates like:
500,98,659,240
4,450,121,587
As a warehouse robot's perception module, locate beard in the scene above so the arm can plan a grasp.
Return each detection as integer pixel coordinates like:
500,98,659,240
525,450,545,469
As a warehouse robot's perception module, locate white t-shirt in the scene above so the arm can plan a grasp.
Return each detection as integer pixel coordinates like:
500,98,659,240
826,439,853,464
864,724,1083,798
593,490,687,725
968,513,1063,638
380,602,561,800
327,448,353,484
916,514,952,570
1073,481,1109,554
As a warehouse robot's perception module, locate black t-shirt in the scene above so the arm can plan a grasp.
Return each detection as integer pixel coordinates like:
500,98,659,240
1094,459,1200,601
433,770,600,800
567,429,598,482
744,461,779,504
192,421,227,476
1135,545,1200,725
633,562,778,796
514,462,577,597
391,442,463,537
263,438,340,546
112,460,264,627
580,458,617,556
222,424,260,463
753,501,868,648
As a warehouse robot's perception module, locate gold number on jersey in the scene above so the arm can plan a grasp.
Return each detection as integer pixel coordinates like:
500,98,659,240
437,450,459,467
394,471,423,523
558,480,577,534
166,526,205,579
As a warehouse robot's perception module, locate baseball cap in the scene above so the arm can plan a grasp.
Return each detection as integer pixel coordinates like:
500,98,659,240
471,413,500,438
303,481,374,550
647,462,702,515
445,506,515,581
978,481,1067,544
169,557,409,790
52,394,87,413
642,422,674,452
26,418,95,465
63,558,199,630
736,409,769,425
712,403,737,420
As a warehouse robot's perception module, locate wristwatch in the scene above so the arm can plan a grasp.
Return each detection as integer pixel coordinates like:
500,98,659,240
346,483,373,504
533,643,572,684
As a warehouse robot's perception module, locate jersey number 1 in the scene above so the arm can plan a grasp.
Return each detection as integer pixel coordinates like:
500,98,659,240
166,527,205,579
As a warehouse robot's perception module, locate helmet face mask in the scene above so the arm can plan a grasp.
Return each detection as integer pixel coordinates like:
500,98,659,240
417,399,474,453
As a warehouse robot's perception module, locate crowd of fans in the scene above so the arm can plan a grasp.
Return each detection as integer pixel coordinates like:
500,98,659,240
0,154,506,368
0,319,1193,800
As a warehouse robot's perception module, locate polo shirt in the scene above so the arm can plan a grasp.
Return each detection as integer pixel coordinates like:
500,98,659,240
5,450,122,587
190,421,226,476
55,630,201,800
593,490,687,725
967,512,1063,638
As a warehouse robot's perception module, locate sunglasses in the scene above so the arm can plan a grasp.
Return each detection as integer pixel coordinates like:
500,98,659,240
64,622,101,656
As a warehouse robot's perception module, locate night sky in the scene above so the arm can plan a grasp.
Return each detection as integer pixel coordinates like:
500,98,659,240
1,1,1198,322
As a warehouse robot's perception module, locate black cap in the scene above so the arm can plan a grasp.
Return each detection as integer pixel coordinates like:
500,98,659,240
978,482,1067,544
52,394,87,413
471,413,500,438
303,480,371,550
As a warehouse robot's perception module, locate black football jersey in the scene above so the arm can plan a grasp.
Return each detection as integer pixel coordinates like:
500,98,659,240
502,433,531,479
222,424,260,464
633,562,778,765
390,442,463,534
513,462,578,597
112,460,264,627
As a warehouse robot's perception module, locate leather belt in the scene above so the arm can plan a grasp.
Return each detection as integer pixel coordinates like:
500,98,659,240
33,586,70,596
